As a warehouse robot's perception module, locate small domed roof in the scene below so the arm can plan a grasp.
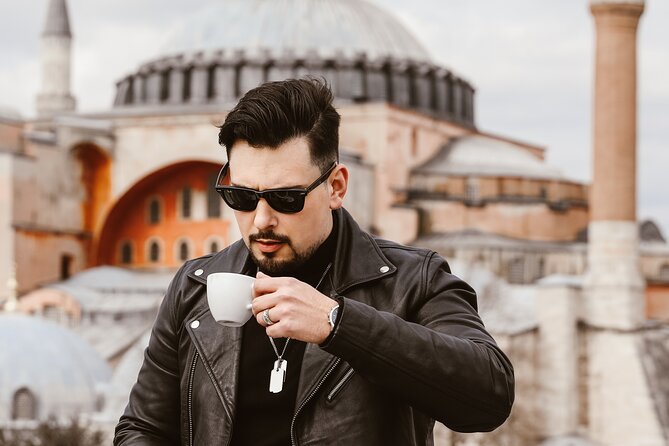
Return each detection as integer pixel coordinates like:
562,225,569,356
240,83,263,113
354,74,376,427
101,330,150,420
0,106,22,122
414,135,565,181
160,0,432,62
0,314,111,421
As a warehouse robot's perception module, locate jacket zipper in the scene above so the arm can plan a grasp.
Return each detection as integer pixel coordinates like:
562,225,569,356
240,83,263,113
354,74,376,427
188,351,198,446
290,358,341,446
326,367,355,402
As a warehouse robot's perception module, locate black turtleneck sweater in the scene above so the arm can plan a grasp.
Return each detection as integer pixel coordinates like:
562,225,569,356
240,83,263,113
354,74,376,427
230,215,337,446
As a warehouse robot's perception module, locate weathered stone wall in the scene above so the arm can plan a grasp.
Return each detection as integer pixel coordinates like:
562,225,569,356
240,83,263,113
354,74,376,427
417,200,588,242
0,153,15,301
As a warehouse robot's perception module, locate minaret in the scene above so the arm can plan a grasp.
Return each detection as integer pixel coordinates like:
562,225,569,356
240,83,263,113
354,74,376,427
36,0,76,117
584,3,665,445
585,0,645,330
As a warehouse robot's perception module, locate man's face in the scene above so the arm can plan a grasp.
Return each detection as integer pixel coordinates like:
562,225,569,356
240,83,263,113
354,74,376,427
227,137,336,275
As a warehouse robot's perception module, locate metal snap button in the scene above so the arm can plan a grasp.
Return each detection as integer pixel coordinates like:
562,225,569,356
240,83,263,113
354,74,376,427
194,269,204,276
190,320,200,329
379,266,390,273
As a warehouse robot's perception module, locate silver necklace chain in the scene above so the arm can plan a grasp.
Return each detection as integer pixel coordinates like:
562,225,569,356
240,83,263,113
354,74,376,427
266,262,333,358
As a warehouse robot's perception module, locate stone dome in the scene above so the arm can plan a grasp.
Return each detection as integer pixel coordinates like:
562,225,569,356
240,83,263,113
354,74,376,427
160,0,432,62
414,135,566,181
0,314,111,422
113,0,476,127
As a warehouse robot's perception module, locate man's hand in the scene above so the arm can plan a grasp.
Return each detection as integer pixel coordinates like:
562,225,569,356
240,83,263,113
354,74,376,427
252,271,338,344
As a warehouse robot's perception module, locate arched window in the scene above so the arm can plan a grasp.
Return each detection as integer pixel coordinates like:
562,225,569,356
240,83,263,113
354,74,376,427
660,263,669,280
148,198,161,224
179,241,190,261
538,258,546,279
60,254,73,280
121,241,133,264
149,240,160,263
181,187,192,219
204,236,224,255
465,177,479,203
12,388,37,420
508,258,525,284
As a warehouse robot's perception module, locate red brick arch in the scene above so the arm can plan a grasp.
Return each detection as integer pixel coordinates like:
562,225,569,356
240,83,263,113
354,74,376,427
95,161,230,268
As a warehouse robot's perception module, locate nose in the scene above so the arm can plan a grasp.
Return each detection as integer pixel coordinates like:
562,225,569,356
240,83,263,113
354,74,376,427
253,198,278,230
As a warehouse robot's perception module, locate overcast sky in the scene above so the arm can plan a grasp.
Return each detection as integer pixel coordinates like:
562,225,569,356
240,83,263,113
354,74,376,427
1,0,667,235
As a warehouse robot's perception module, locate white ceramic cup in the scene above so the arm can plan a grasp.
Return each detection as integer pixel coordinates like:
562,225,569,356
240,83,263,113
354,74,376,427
206,272,255,327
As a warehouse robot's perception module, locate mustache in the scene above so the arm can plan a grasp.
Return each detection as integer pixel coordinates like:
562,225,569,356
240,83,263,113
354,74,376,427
249,231,291,245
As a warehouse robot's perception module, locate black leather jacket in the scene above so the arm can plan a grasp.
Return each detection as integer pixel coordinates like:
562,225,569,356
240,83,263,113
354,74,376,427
114,209,514,446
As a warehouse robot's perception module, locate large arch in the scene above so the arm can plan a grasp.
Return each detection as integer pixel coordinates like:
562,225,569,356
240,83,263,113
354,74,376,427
95,161,231,268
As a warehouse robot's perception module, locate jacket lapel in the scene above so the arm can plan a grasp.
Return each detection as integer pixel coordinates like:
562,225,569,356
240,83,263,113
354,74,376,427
330,208,397,294
184,240,252,421
186,309,241,423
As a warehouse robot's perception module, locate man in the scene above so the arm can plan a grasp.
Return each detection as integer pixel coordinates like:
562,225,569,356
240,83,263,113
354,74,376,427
114,78,514,445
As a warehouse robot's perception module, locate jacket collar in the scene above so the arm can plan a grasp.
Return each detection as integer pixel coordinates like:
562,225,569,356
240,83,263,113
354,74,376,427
186,208,396,291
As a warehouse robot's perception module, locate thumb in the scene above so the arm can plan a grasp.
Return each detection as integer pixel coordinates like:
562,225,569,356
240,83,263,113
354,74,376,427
256,271,271,278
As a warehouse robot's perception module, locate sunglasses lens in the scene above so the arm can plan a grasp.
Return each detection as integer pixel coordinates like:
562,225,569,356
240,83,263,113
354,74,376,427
220,188,258,211
266,191,305,213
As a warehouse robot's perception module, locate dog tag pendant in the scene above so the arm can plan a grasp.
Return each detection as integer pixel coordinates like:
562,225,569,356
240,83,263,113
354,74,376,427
269,359,287,393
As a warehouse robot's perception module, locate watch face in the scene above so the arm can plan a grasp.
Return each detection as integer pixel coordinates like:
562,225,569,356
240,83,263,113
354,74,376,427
329,306,339,327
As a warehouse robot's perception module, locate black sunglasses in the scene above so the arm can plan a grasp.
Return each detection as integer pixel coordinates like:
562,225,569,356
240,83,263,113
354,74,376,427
215,162,337,214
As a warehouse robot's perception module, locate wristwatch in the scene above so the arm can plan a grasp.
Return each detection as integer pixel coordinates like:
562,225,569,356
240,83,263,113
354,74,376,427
328,304,339,330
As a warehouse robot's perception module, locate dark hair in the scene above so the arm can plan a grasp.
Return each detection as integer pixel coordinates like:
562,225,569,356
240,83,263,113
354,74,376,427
218,78,340,172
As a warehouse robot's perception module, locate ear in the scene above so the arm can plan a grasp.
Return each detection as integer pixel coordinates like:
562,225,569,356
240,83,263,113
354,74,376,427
328,164,349,210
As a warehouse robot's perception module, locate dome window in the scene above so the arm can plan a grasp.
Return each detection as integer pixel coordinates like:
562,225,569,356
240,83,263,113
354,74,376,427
12,387,37,420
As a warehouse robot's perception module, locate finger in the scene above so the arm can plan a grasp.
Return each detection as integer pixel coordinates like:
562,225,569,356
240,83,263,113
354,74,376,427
253,276,293,295
251,291,282,315
256,271,271,279
265,321,290,339
257,306,282,327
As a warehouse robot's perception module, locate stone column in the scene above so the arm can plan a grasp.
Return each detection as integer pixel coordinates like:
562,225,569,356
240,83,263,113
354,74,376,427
585,0,645,331
536,278,580,438
366,59,389,101
584,3,665,446
414,64,433,112
168,64,186,104
190,62,210,105
434,69,449,115
145,71,162,105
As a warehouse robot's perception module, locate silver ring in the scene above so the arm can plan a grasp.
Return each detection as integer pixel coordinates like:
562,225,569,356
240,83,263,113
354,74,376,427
262,309,275,326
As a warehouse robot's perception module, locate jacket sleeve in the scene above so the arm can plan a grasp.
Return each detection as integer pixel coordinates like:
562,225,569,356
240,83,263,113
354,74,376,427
321,252,514,432
113,264,188,445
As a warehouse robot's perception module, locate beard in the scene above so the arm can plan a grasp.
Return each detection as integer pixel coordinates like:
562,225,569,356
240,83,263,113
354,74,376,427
247,230,324,276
